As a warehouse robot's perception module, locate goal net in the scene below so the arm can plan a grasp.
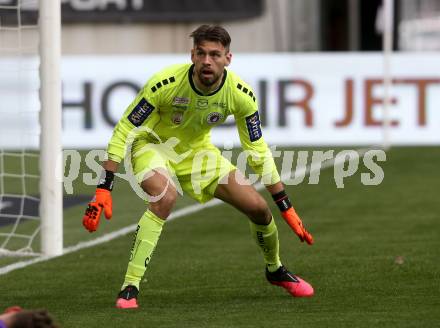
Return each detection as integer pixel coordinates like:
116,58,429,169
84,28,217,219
0,0,62,261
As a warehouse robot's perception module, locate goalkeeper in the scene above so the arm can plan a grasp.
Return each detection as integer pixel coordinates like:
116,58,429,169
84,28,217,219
83,25,314,309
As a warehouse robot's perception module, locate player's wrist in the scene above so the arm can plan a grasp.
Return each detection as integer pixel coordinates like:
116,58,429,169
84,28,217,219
97,170,115,191
271,190,292,212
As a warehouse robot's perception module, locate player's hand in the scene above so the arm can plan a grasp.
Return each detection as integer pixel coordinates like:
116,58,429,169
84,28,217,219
82,188,113,233
280,207,314,245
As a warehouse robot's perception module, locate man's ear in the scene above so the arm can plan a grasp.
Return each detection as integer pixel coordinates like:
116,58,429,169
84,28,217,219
225,52,232,66
191,48,195,63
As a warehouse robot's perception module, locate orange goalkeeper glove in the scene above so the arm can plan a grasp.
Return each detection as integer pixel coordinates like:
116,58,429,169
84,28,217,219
82,171,114,233
281,208,313,245
272,190,314,245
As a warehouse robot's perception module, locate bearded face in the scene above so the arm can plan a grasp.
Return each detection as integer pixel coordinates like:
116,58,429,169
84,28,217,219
191,41,231,90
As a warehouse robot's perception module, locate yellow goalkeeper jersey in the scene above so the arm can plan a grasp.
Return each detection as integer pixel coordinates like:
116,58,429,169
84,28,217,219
107,63,280,185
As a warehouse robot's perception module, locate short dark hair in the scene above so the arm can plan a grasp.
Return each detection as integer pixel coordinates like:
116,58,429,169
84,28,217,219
190,25,231,50
10,309,58,328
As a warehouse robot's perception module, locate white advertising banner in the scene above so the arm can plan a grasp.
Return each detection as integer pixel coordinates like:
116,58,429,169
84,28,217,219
2,53,440,148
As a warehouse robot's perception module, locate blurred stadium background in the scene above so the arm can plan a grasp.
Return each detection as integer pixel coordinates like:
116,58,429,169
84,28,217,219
0,1,439,327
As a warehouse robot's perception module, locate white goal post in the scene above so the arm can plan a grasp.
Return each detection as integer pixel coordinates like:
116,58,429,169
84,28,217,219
381,0,394,150
39,0,62,256
0,0,62,258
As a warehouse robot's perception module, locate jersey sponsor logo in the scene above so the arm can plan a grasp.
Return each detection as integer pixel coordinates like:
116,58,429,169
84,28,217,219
172,97,190,105
212,101,227,109
127,98,155,127
196,98,208,110
206,112,223,124
245,111,262,142
172,105,188,111
171,111,184,125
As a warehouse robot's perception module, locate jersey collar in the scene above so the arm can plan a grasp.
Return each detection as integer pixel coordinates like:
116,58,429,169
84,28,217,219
188,64,227,96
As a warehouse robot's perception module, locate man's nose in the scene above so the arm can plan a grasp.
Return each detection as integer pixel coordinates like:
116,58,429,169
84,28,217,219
202,55,211,65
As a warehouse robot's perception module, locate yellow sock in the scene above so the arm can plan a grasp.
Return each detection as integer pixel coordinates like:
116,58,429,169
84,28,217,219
249,217,282,273
122,210,165,290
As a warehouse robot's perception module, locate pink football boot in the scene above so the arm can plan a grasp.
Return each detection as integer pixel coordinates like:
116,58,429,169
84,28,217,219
116,285,139,309
266,265,314,297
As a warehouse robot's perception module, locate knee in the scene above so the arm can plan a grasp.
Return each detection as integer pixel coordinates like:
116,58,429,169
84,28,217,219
146,188,177,219
245,197,272,225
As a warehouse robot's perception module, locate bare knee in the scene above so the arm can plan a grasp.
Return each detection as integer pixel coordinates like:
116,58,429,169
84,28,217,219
244,196,272,225
140,170,178,219
147,188,177,219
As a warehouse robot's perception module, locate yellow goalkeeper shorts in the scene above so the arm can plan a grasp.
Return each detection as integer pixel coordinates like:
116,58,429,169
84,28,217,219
129,137,235,203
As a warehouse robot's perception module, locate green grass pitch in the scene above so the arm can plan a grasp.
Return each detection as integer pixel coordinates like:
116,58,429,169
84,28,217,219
0,147,439,327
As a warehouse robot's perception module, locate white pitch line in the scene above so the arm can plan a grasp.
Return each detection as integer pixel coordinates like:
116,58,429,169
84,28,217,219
0,148,372,276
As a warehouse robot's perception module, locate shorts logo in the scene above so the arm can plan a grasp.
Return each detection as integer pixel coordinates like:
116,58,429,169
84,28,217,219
172,111,184,125
172,97,190,105
196,99,208,110
127,98,155,127
245,111,262,142
206,112,223,124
